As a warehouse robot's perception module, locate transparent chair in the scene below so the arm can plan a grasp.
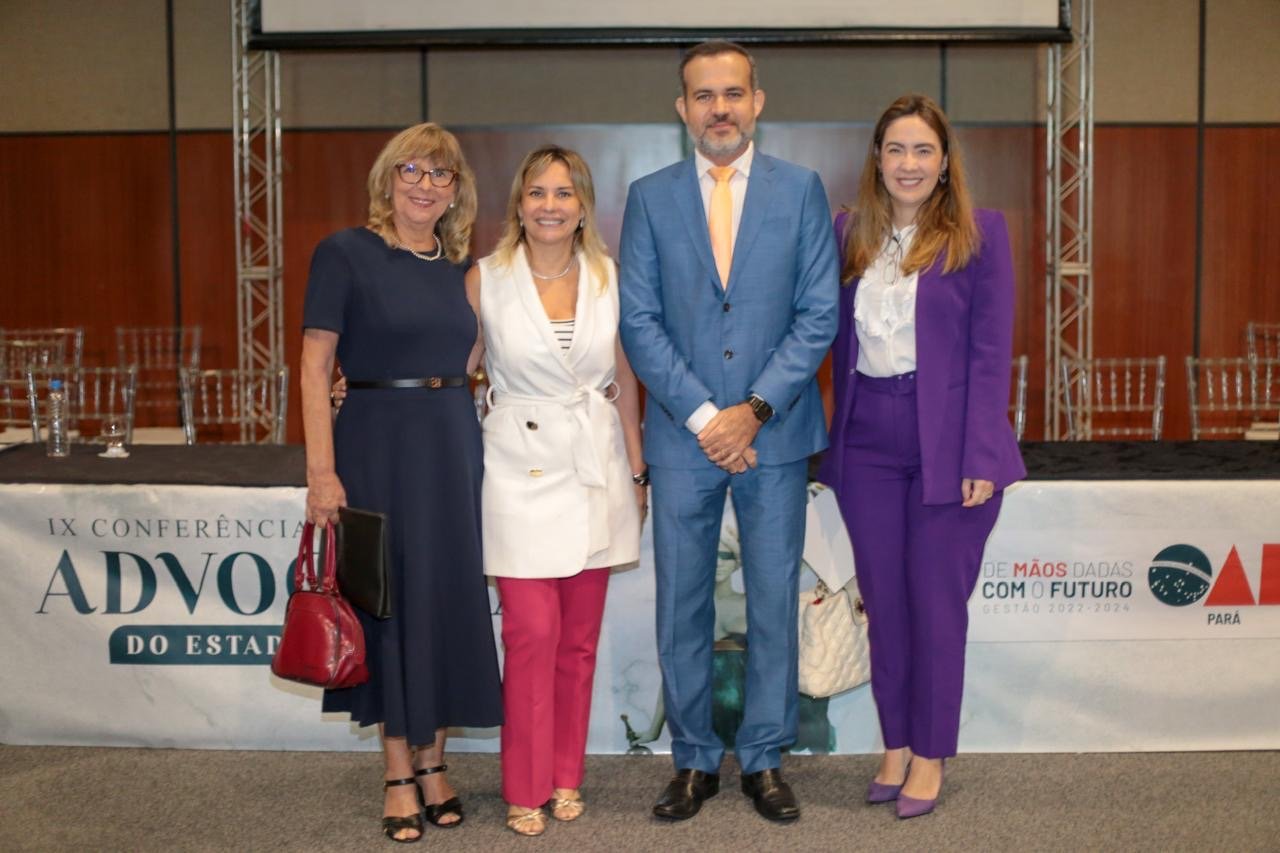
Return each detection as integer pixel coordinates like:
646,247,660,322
1,338,67,377
26,366,138,444
1246,323,1280,432
1009,355,1029,441
0,377,37,442
1186,356,1280,440
1246,321,1280,362
116,325,202,428
179,367,289,444
0,327,83,369
1060,356,1167,440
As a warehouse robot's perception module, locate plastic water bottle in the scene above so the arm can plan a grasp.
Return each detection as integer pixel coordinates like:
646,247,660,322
46,379,70,458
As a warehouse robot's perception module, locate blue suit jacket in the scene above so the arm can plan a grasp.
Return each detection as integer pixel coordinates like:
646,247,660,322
619,153,839,468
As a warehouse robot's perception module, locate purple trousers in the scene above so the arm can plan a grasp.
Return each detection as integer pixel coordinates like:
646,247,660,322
836,372,1001,759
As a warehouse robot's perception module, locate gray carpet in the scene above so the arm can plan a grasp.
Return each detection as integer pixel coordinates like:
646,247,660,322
1,747,1277,852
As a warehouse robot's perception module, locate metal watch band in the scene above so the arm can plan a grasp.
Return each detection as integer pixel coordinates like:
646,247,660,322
747,394,774,424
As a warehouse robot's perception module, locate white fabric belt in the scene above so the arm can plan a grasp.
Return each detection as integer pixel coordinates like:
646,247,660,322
486,383,619,493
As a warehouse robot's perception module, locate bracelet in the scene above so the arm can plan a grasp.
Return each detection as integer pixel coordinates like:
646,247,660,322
632,469,650,487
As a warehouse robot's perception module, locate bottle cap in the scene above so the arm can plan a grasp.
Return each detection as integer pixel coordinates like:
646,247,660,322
50,379,63,389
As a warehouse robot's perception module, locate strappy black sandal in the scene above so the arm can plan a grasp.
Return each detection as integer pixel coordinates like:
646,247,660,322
416,764,464,828
382,777,425,843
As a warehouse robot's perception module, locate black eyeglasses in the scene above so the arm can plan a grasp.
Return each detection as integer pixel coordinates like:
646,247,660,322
395,163,458,188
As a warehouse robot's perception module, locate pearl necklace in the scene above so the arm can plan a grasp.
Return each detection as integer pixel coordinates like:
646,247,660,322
398,238,443,262
530,256,576,281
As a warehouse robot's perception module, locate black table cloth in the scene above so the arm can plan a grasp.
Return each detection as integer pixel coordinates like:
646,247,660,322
1,441,1277,487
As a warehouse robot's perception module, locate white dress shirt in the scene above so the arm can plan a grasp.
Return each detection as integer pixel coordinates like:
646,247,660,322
686,143,755,434
853,225,919,377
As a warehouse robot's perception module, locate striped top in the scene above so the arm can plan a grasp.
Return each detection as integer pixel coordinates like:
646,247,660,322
549,318,575,353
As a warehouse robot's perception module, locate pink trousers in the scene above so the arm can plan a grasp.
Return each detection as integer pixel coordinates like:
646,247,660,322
496,568,610,809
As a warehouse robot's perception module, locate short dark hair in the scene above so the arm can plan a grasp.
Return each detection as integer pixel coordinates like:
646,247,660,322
678,40,759,93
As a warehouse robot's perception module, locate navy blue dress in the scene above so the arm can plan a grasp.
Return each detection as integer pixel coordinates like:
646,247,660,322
302,226,502,744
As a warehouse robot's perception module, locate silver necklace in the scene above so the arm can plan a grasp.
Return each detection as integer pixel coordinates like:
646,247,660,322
530,257,576,280
400,240,443,262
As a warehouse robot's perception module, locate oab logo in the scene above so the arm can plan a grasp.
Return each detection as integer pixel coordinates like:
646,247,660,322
1148,544,1280,614
1148,545,1214,606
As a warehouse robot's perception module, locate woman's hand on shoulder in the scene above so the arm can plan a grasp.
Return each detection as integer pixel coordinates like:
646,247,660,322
306,472,347,524
464,265,485,374
330,369,347,411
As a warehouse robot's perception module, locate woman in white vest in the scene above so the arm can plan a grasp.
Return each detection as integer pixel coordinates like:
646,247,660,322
468,145,645,836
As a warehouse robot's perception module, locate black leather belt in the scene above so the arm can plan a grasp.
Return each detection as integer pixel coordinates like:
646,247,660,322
347,377,468,389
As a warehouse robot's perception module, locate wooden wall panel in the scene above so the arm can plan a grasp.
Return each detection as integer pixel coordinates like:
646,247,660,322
1199,128,1280,357
756,125,867,212
960,126,1044,437
1092,126,1199,438
175,133,236,373
0,135,174,365
280,131,392,442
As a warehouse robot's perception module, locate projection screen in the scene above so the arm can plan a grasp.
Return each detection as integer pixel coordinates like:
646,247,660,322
251,1,1071,48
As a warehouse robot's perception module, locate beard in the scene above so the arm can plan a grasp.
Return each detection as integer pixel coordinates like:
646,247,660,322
691,118,754,160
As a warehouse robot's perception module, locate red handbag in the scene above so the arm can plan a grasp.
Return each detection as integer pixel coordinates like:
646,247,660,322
271,521,369,689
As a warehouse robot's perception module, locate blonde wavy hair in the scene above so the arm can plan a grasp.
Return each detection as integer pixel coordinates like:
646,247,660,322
842,94,979,284
491,145,612,292
366,123,476,264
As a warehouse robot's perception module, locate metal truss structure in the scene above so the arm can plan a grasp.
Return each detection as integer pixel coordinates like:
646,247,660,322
231,0,284,442
1044,0,1094,439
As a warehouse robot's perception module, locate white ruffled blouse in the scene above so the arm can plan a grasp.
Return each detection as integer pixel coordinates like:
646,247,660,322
854,224,919,377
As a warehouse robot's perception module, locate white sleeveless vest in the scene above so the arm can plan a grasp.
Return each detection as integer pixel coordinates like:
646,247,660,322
478,246,640,578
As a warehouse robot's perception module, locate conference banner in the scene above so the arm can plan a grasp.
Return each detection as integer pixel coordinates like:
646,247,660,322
0,484,346,749
973,481,1280,642
2,480,1277,753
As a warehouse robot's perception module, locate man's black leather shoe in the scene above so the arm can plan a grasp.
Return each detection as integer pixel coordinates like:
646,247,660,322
652,769,720,820
741,768,800,822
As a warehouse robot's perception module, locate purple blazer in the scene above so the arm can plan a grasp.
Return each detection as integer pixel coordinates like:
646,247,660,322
816,208,1026,505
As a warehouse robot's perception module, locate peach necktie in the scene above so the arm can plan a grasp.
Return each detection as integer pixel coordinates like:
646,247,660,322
708,166,735,288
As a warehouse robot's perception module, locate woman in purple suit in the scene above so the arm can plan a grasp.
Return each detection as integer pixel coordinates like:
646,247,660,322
816,94,1025,819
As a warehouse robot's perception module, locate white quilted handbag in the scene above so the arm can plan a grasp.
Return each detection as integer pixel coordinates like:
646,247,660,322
797,577,870,698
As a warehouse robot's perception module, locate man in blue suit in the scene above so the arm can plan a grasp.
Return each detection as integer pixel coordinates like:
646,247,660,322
619,40,839,823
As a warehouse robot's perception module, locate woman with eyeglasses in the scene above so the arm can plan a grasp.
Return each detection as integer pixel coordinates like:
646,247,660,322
816,95,1025,819
300,123,502,843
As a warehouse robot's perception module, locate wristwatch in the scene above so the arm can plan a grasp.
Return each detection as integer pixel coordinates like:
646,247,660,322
747,394,774,424
632,469,650,487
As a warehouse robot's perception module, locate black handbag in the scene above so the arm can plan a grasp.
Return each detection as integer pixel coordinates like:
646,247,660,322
334,506,392,619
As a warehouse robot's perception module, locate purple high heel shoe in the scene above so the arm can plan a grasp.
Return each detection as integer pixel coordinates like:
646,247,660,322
895,762,943,819
866,759,910,804
865,778,904,804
